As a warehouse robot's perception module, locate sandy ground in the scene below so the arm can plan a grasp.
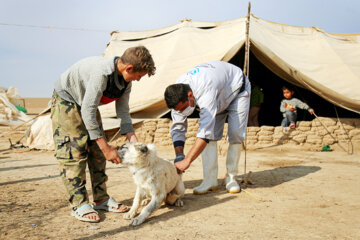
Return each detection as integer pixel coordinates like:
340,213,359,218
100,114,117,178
0,126,360,240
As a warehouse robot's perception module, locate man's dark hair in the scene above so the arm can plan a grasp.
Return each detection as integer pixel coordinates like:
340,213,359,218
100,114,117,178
282,85,294,91
164,84,192,109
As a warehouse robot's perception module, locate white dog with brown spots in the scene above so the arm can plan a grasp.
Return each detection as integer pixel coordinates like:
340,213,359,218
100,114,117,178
118,142,185,226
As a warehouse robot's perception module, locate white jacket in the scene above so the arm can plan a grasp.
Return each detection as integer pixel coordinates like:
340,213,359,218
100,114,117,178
170,61,250,142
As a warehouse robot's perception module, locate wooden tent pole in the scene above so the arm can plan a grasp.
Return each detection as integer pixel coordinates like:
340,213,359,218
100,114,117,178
242,1,251,182
243,1,251,77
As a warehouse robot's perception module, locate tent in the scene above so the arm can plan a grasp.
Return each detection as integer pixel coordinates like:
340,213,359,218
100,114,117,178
0,86,31,126
23,14,360,150
100,14,360,121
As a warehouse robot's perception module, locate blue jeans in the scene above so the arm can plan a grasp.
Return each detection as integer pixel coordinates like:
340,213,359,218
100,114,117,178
281,110,297,127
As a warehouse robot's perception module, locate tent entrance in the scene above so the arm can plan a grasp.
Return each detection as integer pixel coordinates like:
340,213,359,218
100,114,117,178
228,47,359,126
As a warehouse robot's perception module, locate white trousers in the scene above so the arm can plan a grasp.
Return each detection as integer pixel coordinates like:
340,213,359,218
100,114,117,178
212,89,250,144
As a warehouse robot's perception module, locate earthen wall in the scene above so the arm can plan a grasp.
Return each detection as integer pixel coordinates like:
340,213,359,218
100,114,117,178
109,117,360,153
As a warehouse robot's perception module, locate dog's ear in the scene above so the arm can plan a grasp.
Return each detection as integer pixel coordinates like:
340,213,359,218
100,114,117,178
120,143,128,149
146,144,157,154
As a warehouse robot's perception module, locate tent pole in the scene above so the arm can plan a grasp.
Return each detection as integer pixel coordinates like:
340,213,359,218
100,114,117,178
242,1,251,185
243,1,251,77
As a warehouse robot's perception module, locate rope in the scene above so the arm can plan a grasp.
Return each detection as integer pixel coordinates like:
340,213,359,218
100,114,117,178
0,22,109,32
292,86,352,154
242,189,271,202
109,128,122,143
333,106,353,155
313,113,348,153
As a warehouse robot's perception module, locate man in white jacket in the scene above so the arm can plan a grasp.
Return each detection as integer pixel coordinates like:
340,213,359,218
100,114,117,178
164,61,250,194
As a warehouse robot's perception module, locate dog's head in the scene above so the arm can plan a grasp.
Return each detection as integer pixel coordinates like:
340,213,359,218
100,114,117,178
118,142,157,168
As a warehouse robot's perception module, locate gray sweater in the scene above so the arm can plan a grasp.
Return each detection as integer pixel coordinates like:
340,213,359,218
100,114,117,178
280,98,313,117
54,56,133,140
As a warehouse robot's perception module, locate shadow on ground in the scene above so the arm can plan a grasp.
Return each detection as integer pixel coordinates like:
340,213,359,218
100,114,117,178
244,165,320,189
73,165,320,240
74,189,235,240
0,174,59,186
0,163,56,172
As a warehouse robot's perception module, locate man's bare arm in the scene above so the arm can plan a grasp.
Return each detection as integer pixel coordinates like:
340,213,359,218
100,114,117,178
126,131,138,142
96,137,121,164
175,138,208,173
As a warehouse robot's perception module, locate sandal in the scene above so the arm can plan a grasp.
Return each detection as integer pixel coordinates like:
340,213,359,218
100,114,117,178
71,203,100,223
92,197,129,213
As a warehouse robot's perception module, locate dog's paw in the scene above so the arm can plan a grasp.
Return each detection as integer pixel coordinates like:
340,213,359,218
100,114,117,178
130,216,145,226
141,198,150,206
123,211,135,220
175,199,184,207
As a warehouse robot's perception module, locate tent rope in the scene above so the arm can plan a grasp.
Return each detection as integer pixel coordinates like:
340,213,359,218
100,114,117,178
292,85,353,154
334,105,353,155
313,113,349,153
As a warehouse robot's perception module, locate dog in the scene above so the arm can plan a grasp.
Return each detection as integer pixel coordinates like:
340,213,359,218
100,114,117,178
118,142,185,226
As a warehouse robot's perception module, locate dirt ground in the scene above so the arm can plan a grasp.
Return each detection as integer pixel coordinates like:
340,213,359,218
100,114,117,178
0,126,360,240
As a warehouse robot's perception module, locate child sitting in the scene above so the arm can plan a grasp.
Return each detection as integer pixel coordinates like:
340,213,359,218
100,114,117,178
280,86,314,129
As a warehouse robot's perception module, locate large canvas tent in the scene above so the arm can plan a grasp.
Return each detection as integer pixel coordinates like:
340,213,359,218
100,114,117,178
23,14,360,151
100,14,360,121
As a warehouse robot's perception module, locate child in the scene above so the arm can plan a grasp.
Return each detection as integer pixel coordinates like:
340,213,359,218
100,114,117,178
280,86,314,129
51,46,156,223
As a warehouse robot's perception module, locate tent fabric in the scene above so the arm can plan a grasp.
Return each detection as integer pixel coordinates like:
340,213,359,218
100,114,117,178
23,15,360,151
249,15,360,113
101,14,360,118
101,18,246,118
25,115,54,150
23,114,145,150
0,86,31,126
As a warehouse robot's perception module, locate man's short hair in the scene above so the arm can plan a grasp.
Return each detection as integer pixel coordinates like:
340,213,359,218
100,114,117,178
164,84,192,109
120,46,156,76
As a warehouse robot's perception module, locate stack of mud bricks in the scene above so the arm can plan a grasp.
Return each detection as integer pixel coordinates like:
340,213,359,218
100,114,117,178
247,117,360,151
113,119,199,147
112,117,360,152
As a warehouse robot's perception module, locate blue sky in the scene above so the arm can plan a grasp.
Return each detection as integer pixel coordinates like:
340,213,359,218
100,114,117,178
0,0,359,97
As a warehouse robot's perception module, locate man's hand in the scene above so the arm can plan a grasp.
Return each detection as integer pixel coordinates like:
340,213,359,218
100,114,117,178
174,154,186,173
102,145,121,164
173,138,208,174
96,137,121,164
174,153,185,163
175,158,191,174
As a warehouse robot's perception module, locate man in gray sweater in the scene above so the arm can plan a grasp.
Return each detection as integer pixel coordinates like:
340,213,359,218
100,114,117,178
51,46,155,222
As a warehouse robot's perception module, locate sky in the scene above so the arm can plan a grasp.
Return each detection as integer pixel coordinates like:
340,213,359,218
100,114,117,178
0,0,359,98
